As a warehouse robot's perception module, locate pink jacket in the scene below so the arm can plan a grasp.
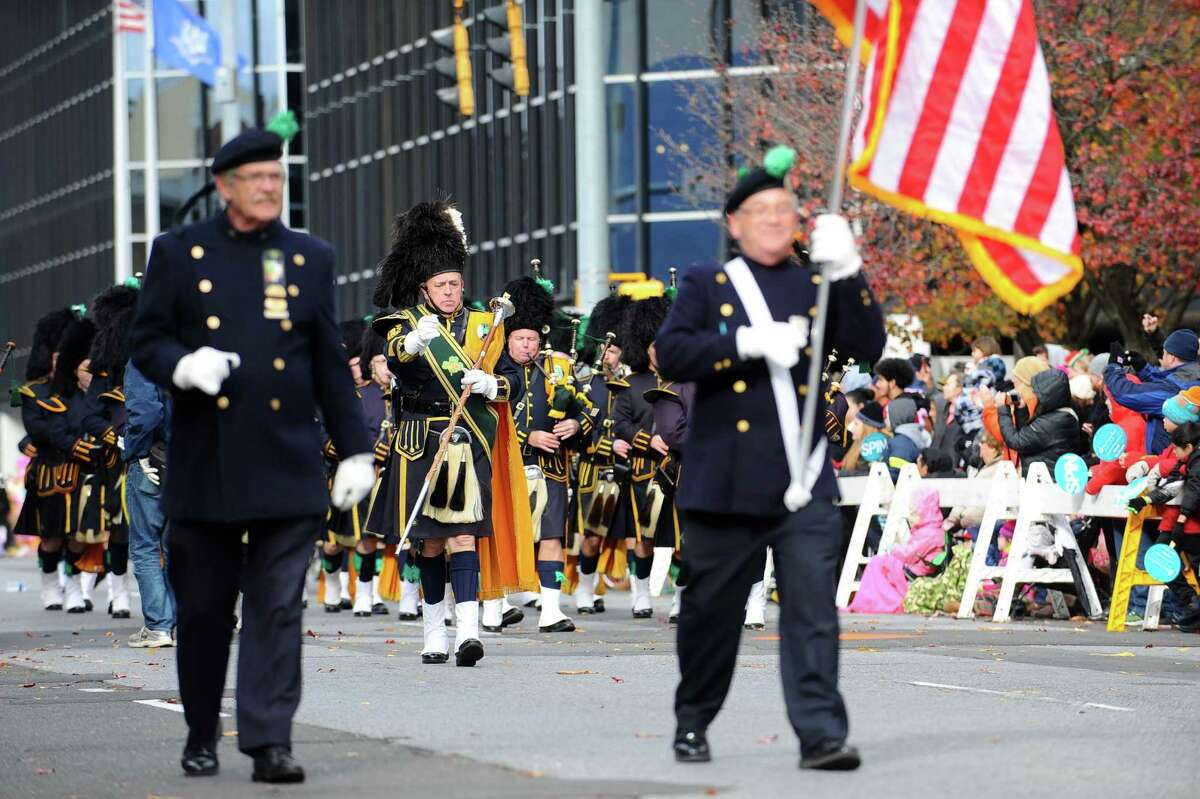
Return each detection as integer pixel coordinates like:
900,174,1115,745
892,488,947,578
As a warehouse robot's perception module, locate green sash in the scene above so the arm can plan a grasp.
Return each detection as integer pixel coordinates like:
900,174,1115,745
400,307,498,459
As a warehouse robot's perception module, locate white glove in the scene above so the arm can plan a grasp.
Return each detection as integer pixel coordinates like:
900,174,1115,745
331,453,376,510
736,323,806,370
172,347,241,396
809,213,862,281
137,457,160,486
461,368,499,400
404,314,442,356
1124,460,1150,483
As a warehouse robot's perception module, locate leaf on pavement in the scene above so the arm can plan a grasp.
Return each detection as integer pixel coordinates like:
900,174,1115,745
557,669,595,675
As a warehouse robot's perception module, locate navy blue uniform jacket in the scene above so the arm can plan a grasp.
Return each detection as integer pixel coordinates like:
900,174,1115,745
130,212,370,523
656,257,885,517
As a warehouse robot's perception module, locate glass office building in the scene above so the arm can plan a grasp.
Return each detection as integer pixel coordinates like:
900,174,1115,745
0,0,303,379
303,0,802,316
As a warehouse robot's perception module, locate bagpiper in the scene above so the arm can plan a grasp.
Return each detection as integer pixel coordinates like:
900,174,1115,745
499,272,593,632
13,307,77,610
366,199,537,667
610,295,676,619
570,293,631,613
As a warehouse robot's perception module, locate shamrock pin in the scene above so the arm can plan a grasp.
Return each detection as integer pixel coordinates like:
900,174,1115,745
554,570,566,586
477,322,490,338
441,355,465,375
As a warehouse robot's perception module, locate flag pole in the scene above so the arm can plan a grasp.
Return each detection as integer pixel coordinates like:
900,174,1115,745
144,0,160,246
795,0,866,503
112,2,132,283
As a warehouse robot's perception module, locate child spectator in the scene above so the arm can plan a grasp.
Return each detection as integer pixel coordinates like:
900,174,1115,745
850,488,951,613
956,336,1007,440
1127,422,1200,631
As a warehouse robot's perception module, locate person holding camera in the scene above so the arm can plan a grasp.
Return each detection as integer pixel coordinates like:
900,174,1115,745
979,368,1079,476
1104,315,1200,454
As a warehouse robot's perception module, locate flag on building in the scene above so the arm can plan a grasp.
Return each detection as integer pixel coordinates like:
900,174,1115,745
811,0,1083,315
152,0,222,86
115,0,146,33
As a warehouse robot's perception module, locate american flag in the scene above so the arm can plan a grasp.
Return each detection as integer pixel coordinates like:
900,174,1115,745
812,0,1082,315
115,0,146,33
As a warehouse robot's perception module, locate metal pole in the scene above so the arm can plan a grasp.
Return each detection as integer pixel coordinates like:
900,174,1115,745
112,14,132,283
144,0,160,244
218,0,239,143
573,0,610,308
795,0,866,497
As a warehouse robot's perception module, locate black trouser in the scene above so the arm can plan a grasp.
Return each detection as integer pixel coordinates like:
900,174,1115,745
168,514,320,754
675,500,848,754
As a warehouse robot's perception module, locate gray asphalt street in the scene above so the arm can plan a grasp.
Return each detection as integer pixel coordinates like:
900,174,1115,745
1,553,1197,799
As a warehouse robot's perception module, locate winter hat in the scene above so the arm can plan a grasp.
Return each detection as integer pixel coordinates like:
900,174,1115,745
857,401,886,429
1163,387,1200,425
885,396,918,429
1069,373,1095,402
839,369,873,394
1088,352,1110,377
1011,356,1050,390
1163,329,1199,362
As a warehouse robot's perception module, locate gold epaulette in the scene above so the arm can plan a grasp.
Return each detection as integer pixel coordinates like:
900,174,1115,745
99,387,125,403
36,395,68,413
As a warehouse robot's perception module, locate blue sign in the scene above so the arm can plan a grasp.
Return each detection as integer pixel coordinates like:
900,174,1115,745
861,432,888,463
154,0,222,86
1054,453,1088,495
1118,476,1149,504
1092,423,1127,463
1144,543,1182,583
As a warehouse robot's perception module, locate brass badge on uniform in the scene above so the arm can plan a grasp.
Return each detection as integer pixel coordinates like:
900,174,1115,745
261,249,290,320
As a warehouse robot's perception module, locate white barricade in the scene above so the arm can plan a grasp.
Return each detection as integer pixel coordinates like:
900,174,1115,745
836,464,1006,609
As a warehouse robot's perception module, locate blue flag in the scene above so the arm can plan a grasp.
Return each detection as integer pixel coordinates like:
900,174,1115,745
153,0,222,86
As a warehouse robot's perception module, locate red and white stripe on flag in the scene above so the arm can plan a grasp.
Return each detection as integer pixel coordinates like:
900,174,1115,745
115,0,146,33
813,0,1083,315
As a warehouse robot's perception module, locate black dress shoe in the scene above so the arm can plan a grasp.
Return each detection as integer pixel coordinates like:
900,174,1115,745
539,618,576,633
455,639,484,667
324,603,341,613
421,651,449,664
339,598,353,610
398,612,421,621
112,609,131,619
668,613,680,624
594,598,605,613
353,610,371,618
372,602,388,615
632,608,653,619
84,598,94,612
181,746,219,777
252,745,305,784
673,731,711,763
44,603,63,611
578,605,596,615
67,605,87,614
502,607,525,627
743,622,765,631
800,741,861,771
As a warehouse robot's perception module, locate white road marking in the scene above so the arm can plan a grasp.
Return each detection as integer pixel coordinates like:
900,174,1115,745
909,681,1134,712
77,688,114,693
135,698,229,717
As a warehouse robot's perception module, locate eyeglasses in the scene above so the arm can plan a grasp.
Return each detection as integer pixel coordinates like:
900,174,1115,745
737,203,800,220
232,170,286,186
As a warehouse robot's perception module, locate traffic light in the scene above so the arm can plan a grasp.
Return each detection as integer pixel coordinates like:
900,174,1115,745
482,1,529,96
431,0,475,115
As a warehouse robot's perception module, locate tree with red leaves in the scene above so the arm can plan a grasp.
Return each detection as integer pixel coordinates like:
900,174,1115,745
664,1,1199,353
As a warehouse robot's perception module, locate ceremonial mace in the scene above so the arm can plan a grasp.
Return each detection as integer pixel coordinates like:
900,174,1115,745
397,294,515,550
793,0,867,508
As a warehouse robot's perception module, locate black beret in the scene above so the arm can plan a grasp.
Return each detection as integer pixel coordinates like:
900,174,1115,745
211,128,283,174
724,146,797,215
724,167,788,215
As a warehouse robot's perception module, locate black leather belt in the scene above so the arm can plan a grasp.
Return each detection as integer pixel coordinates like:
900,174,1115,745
401,397,453,416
